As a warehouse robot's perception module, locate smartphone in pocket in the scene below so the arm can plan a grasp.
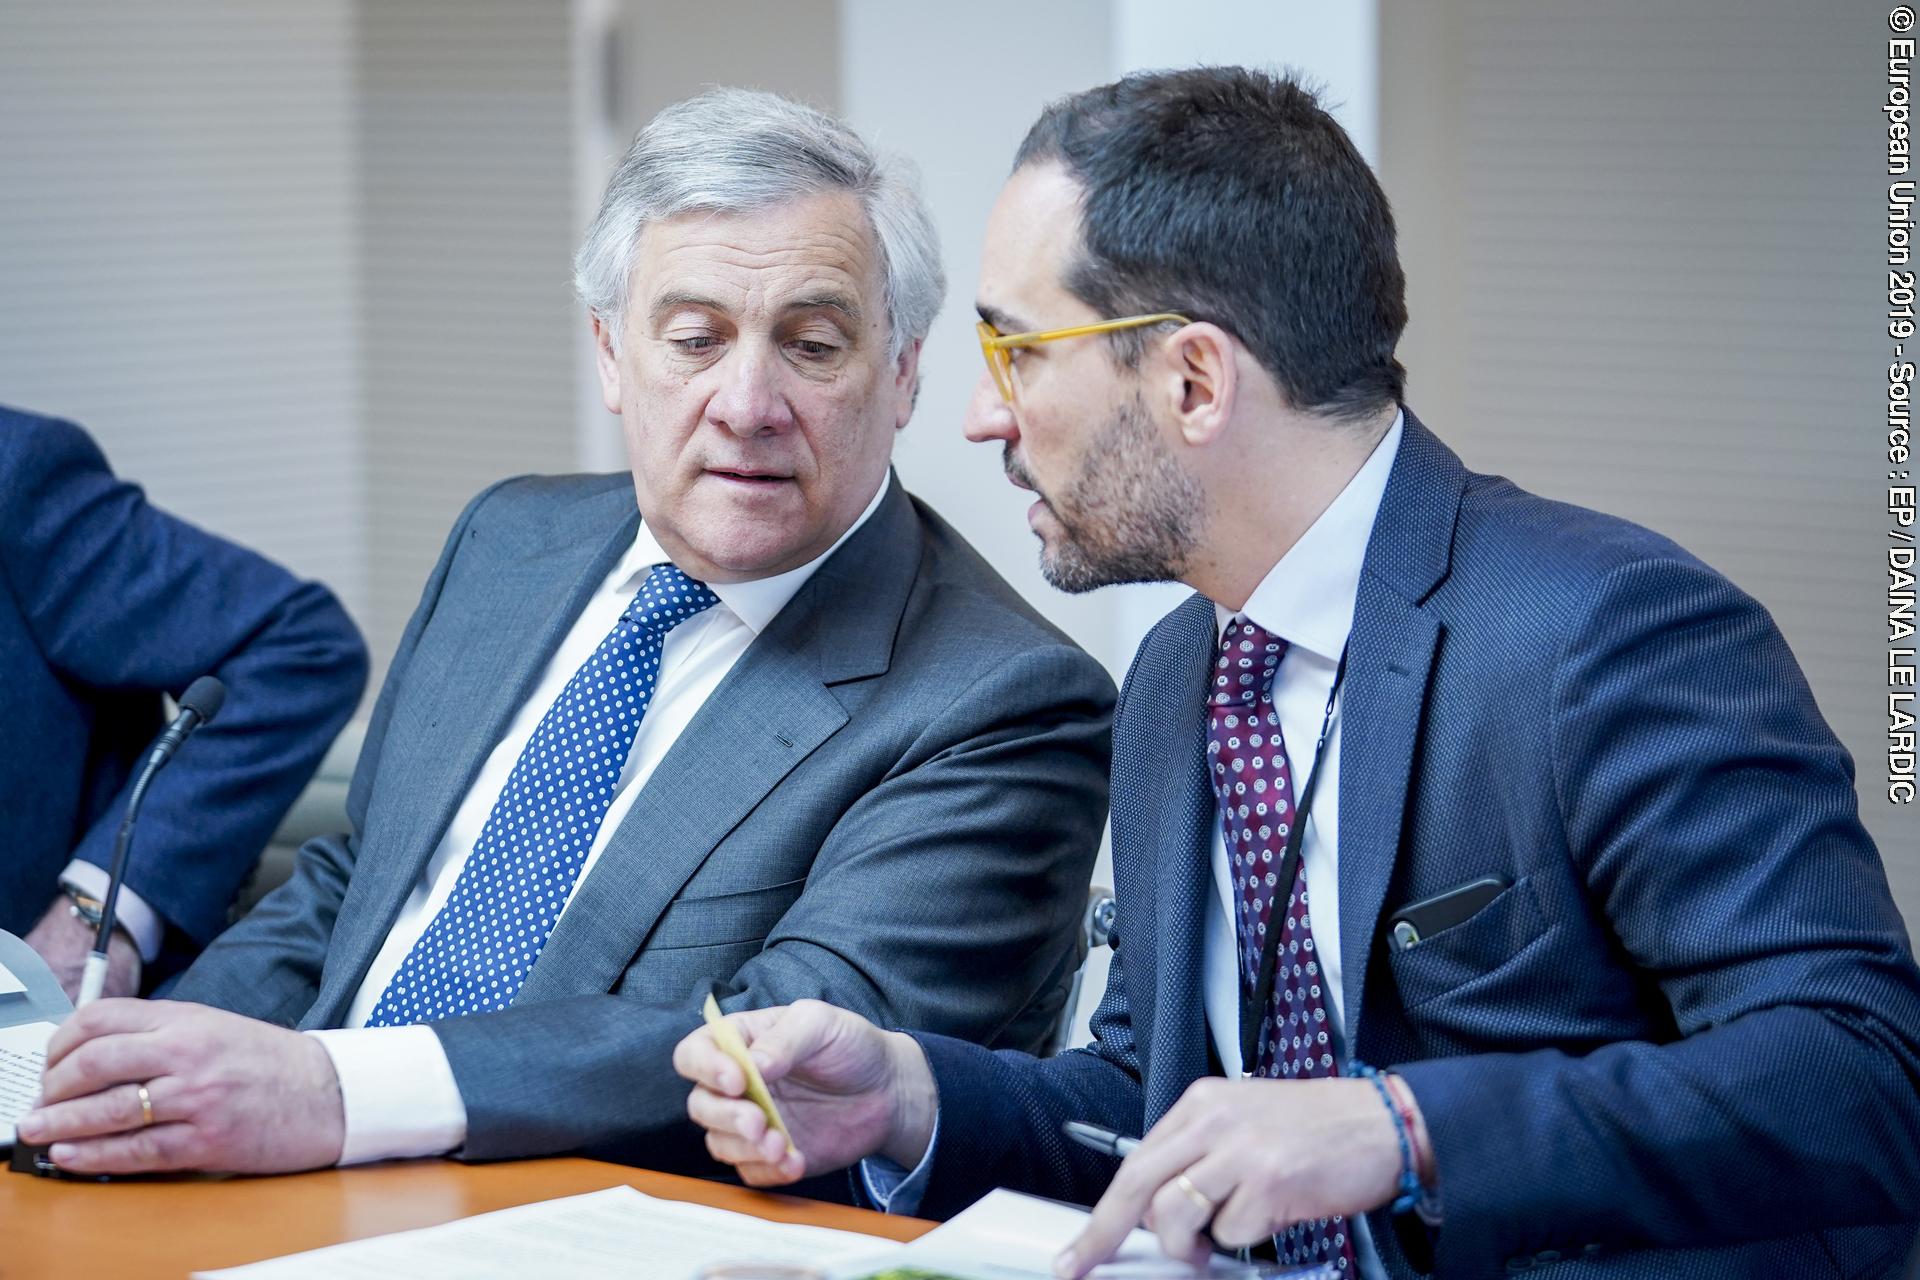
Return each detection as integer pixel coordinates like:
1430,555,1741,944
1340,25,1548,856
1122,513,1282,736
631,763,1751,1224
1387,875,1512,952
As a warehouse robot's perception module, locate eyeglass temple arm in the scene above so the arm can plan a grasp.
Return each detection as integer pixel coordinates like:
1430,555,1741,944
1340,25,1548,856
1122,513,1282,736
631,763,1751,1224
982,312,1192,350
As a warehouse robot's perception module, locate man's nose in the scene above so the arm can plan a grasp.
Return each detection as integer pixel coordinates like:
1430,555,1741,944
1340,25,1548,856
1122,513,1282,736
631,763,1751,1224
962,370,1018,446
706,343,795,437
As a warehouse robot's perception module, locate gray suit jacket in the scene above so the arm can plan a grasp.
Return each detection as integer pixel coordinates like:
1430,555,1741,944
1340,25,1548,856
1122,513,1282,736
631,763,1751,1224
173,471,1114,1169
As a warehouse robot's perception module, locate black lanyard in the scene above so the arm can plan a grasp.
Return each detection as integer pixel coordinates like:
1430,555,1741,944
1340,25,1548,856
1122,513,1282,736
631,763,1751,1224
1236,641,1349,1076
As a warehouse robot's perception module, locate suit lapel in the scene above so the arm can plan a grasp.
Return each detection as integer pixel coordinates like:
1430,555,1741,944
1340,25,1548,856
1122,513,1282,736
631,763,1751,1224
312,480,640,1024
1145,596,1220,1117
515,641,848,999
1335,593,1439,1050
1335,412,1461,1050
516,477,923,999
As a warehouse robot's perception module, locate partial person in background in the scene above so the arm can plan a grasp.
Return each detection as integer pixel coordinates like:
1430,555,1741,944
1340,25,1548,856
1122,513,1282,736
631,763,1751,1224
678,68,1920,1278
18,90,1113,1186
0,405,368,997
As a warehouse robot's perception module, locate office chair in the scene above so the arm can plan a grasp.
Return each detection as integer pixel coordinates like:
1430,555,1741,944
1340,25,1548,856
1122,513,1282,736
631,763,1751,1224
1050,885,1116,1057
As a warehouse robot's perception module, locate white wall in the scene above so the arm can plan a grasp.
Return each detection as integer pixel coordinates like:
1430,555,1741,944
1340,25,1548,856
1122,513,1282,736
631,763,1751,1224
357,0,578,680
0,1,366,617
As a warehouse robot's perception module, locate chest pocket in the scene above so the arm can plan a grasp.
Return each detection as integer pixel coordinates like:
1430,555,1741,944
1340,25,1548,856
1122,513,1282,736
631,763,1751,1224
645,876,808,950
1385,873,1552,1014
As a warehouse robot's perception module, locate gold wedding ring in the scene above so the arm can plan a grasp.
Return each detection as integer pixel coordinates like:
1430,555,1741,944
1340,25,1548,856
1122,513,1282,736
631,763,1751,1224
1175,1171,1215,1215
136,1083,155,1128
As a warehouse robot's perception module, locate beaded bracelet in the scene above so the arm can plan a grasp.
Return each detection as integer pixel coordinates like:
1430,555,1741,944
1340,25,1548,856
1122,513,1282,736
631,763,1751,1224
1381,1071,1429,1179
1346,1060,1424,1215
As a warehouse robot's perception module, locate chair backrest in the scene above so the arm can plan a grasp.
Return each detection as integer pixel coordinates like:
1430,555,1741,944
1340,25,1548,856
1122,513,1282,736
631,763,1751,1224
1049,885,1115,1057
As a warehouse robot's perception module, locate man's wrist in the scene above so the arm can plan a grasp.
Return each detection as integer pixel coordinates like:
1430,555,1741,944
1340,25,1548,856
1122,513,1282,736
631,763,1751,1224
1383,1073,1435,1184
55,891,137,957
298,1033,348,1166
58,861,163,962
59,884,106,929
879,1030,937,1170
35,891,130,950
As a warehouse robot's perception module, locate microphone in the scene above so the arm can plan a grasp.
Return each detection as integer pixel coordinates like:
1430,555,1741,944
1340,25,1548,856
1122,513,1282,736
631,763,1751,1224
76,676,226,1007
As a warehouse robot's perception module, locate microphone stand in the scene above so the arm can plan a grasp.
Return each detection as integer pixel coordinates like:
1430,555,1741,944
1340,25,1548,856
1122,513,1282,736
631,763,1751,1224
12,677,224,1179
77,762,164,1008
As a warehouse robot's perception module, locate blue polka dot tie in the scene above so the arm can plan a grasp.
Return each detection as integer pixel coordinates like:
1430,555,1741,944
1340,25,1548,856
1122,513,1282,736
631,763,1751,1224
366,563,718,1027
1206,618,1356,1274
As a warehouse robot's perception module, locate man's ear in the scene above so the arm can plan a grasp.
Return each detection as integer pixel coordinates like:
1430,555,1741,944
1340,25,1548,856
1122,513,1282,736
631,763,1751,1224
591,313,623,415
893,338,924,430
1156,322,1238,448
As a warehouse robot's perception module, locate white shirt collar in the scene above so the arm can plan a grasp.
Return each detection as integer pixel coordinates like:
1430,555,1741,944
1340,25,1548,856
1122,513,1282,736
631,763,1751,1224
618,470,893,635
1213,410,1404,661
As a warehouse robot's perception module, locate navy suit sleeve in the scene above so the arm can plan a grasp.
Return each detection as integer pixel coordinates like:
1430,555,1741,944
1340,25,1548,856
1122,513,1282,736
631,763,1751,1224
170,478,507,1021
1396,557,1920,1267
0,412,368,945
909,940,1150,1220
904,643,1160,1221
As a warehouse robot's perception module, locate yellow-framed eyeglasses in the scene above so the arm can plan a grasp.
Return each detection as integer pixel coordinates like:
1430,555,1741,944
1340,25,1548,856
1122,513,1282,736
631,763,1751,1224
975,312,1192,403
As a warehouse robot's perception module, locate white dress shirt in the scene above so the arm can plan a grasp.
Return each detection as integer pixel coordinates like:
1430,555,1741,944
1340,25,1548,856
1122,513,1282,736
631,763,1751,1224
863,414,1405,1268
311,477,890,1165
1201,411,1401,1078
1198,411,1401,1278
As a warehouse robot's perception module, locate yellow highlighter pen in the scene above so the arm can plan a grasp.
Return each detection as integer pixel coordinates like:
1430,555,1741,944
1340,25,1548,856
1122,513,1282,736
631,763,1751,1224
701,993,798,1159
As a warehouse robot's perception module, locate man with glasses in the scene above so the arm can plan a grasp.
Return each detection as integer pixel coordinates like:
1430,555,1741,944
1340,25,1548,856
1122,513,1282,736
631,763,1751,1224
678,67,1920,1277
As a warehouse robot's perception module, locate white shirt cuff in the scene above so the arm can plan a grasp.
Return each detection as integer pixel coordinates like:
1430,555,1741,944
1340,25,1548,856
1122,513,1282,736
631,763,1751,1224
307,1025,468,1165
858,1110,939,1216
59,860,163,963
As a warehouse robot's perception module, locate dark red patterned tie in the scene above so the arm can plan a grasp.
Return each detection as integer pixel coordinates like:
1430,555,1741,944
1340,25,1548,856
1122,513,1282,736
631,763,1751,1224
1206,617,1356,1273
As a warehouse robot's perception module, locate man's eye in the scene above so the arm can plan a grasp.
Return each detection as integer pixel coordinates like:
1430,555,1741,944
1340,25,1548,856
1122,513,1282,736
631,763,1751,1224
789,340,837,359
672,336,721,353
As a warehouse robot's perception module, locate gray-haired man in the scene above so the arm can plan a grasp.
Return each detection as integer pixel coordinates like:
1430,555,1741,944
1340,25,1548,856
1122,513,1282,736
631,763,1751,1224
18,89,1114,1178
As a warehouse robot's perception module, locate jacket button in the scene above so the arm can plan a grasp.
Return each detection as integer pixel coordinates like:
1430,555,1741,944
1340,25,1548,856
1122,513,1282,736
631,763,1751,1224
1505,1259,1534,1272
1535,1250,1561,1264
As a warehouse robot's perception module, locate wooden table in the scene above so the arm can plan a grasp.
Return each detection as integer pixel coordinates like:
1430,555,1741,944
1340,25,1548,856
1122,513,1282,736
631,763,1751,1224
0,1156,935,1278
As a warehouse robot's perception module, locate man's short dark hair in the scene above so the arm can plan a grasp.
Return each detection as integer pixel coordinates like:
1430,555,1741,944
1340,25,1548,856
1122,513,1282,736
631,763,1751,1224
1015,66,1407,423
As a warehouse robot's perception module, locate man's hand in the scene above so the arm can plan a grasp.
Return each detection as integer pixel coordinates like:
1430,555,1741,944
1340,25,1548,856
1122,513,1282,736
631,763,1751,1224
673,999,936,1187
16,1000,345,1175
23,896,140,1001
1056,1075,1429,1279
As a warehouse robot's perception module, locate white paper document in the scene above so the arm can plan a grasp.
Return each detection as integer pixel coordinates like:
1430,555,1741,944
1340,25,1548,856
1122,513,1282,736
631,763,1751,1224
192,1185,899,1280
0,1020,56,1147
191,1181,1331,1280
877,1189,1335,1279
0,957,26,997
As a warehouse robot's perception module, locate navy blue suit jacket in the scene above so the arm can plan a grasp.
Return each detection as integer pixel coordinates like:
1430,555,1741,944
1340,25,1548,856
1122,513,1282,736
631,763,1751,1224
909,412,1920,1277
0,407,368,971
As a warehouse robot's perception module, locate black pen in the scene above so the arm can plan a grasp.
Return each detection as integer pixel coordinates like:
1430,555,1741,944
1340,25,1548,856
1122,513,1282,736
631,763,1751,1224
1062,1120,1142,1159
